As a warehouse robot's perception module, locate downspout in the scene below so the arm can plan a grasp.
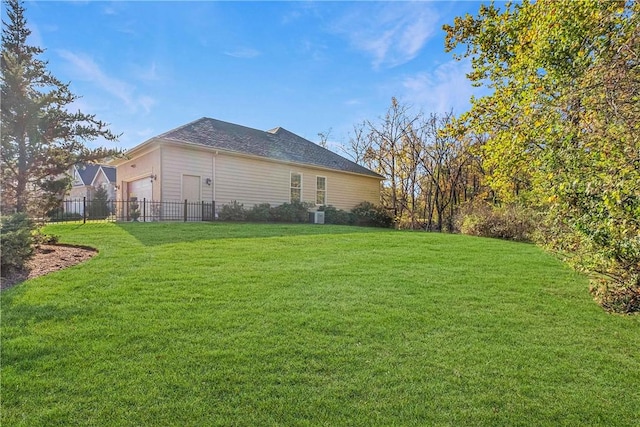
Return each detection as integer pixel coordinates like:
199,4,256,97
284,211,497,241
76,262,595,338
213,150,217,202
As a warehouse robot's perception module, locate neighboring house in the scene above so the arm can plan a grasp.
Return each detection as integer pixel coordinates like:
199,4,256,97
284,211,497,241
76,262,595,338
65,164,117,214
110,117,382,218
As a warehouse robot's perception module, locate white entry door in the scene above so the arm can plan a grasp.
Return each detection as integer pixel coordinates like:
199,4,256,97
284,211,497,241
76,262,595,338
182,174,201,220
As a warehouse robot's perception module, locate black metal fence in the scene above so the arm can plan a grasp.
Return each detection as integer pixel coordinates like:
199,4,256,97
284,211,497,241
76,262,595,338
49,198,216,223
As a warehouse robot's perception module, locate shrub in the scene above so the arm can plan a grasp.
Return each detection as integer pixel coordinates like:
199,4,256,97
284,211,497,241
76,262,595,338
48,210,83,222
456,201,537,242
319,205,353,225
246,203,272,222
88,186,110,219
271,201,311,223
350,202,394,228
590,279,640,314
219,201,247,221
1,213,35,275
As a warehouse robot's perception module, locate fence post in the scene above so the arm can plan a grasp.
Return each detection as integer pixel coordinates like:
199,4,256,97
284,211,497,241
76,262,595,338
83,197,87,224
184,199,188,222
212,201,216,221
143,198,146,222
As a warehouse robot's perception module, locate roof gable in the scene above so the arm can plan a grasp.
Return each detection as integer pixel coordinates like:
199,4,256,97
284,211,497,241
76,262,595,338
73,164,101,186
91,166,117,186
154,117,382,178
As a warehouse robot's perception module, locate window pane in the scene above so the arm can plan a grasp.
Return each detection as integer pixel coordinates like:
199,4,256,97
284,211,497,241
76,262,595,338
316,190,325,205
291,173,301,188
317,176,325,190
291,188,301,202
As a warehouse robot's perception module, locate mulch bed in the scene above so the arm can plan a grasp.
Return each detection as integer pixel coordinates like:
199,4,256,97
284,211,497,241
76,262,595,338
1,244,98,291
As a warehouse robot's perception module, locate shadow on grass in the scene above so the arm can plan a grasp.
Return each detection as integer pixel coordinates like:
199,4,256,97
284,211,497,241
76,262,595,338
115,221,386,246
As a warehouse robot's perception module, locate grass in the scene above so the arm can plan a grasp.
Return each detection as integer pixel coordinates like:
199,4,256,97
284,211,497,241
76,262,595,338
2,222,638,426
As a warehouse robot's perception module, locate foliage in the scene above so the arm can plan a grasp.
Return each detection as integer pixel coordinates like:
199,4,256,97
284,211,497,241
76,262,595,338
3,222,638,425
591,282,640,314
48,210,82,222
456,201,538,242
218,200,247,221
319,205,353,225
246,203,272,222
348,99,484,230
0,0,120,216
129,197,140,222
271,201,312,223
32,228,59,245
445,0,639,312
87,186,110,220
0,212,34,275
350,201,394,228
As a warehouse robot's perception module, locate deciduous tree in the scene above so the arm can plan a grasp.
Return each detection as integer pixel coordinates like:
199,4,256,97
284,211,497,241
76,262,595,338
445,0,639,311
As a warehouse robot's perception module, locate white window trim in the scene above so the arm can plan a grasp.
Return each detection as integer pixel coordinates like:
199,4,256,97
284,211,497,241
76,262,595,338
316,175,327,206
290,172,302,203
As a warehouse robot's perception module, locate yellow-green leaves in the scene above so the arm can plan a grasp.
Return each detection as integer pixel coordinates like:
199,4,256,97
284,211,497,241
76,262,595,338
446,0,639,311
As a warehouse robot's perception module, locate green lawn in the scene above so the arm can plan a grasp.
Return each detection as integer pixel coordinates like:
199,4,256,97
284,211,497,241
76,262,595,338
2,222,638,426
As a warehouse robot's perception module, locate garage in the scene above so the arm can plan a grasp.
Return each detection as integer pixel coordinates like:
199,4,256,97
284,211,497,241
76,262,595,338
128,177,154,221
128,177,153,202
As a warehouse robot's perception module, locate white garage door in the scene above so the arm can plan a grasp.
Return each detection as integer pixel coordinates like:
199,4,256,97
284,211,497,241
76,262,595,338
128,178,154,221
128,178,153,202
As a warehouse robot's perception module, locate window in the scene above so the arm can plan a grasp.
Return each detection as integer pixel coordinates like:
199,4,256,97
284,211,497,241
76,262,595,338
290,172,302,202
316,176,326,205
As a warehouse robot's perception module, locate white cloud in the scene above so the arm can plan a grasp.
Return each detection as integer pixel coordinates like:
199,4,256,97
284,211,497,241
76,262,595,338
223,47,261,59
400,59,485,115
331,3,438,69
57,50,155,114
132,61,161,83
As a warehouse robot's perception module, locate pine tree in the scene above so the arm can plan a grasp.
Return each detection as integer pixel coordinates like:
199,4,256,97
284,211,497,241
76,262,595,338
1,0,120,215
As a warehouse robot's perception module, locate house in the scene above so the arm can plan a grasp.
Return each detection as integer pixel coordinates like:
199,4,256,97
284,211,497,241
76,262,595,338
110,117,382,218
65,164,117,214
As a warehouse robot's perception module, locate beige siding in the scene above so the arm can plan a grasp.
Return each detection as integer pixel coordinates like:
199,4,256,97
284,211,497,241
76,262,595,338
68,186,90,200
92,172,116,200
117,140,381,211
161,144,215,202
215,151,380,211
115,148,162,201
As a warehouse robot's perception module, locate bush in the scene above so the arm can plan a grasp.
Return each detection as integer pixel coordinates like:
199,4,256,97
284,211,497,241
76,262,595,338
1,213,35,276
319,205,353,225
456,201,537,242
350,202,394,228
590,280,640,314
219,201,247,221
246,203,272,222
48,210,83,222
271,201,311,223
88,186,110,219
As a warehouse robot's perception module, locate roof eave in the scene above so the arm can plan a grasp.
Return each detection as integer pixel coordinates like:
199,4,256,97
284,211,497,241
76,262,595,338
158,138,383,180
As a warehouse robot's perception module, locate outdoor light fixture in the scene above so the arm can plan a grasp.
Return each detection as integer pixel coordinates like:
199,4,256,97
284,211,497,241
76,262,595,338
205,178,212,186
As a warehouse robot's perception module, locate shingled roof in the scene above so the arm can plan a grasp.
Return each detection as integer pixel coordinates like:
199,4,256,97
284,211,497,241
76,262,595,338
74,164,101,185
155,117,382,178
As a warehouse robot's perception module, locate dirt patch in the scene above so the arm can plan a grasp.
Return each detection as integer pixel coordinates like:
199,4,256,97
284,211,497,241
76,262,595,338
1,244,98,291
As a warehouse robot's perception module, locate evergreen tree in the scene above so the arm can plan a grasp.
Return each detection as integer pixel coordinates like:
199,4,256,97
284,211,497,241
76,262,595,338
87,186,110,220
1,0,120,215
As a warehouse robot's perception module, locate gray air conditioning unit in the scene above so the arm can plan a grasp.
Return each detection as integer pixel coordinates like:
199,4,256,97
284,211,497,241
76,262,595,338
309,211,325,224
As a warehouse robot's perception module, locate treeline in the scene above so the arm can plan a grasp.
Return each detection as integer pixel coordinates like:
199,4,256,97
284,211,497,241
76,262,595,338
348,0,638,313
345,97,486,231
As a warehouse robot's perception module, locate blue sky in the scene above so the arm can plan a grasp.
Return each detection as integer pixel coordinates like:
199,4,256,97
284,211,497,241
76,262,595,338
15,1,487,152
